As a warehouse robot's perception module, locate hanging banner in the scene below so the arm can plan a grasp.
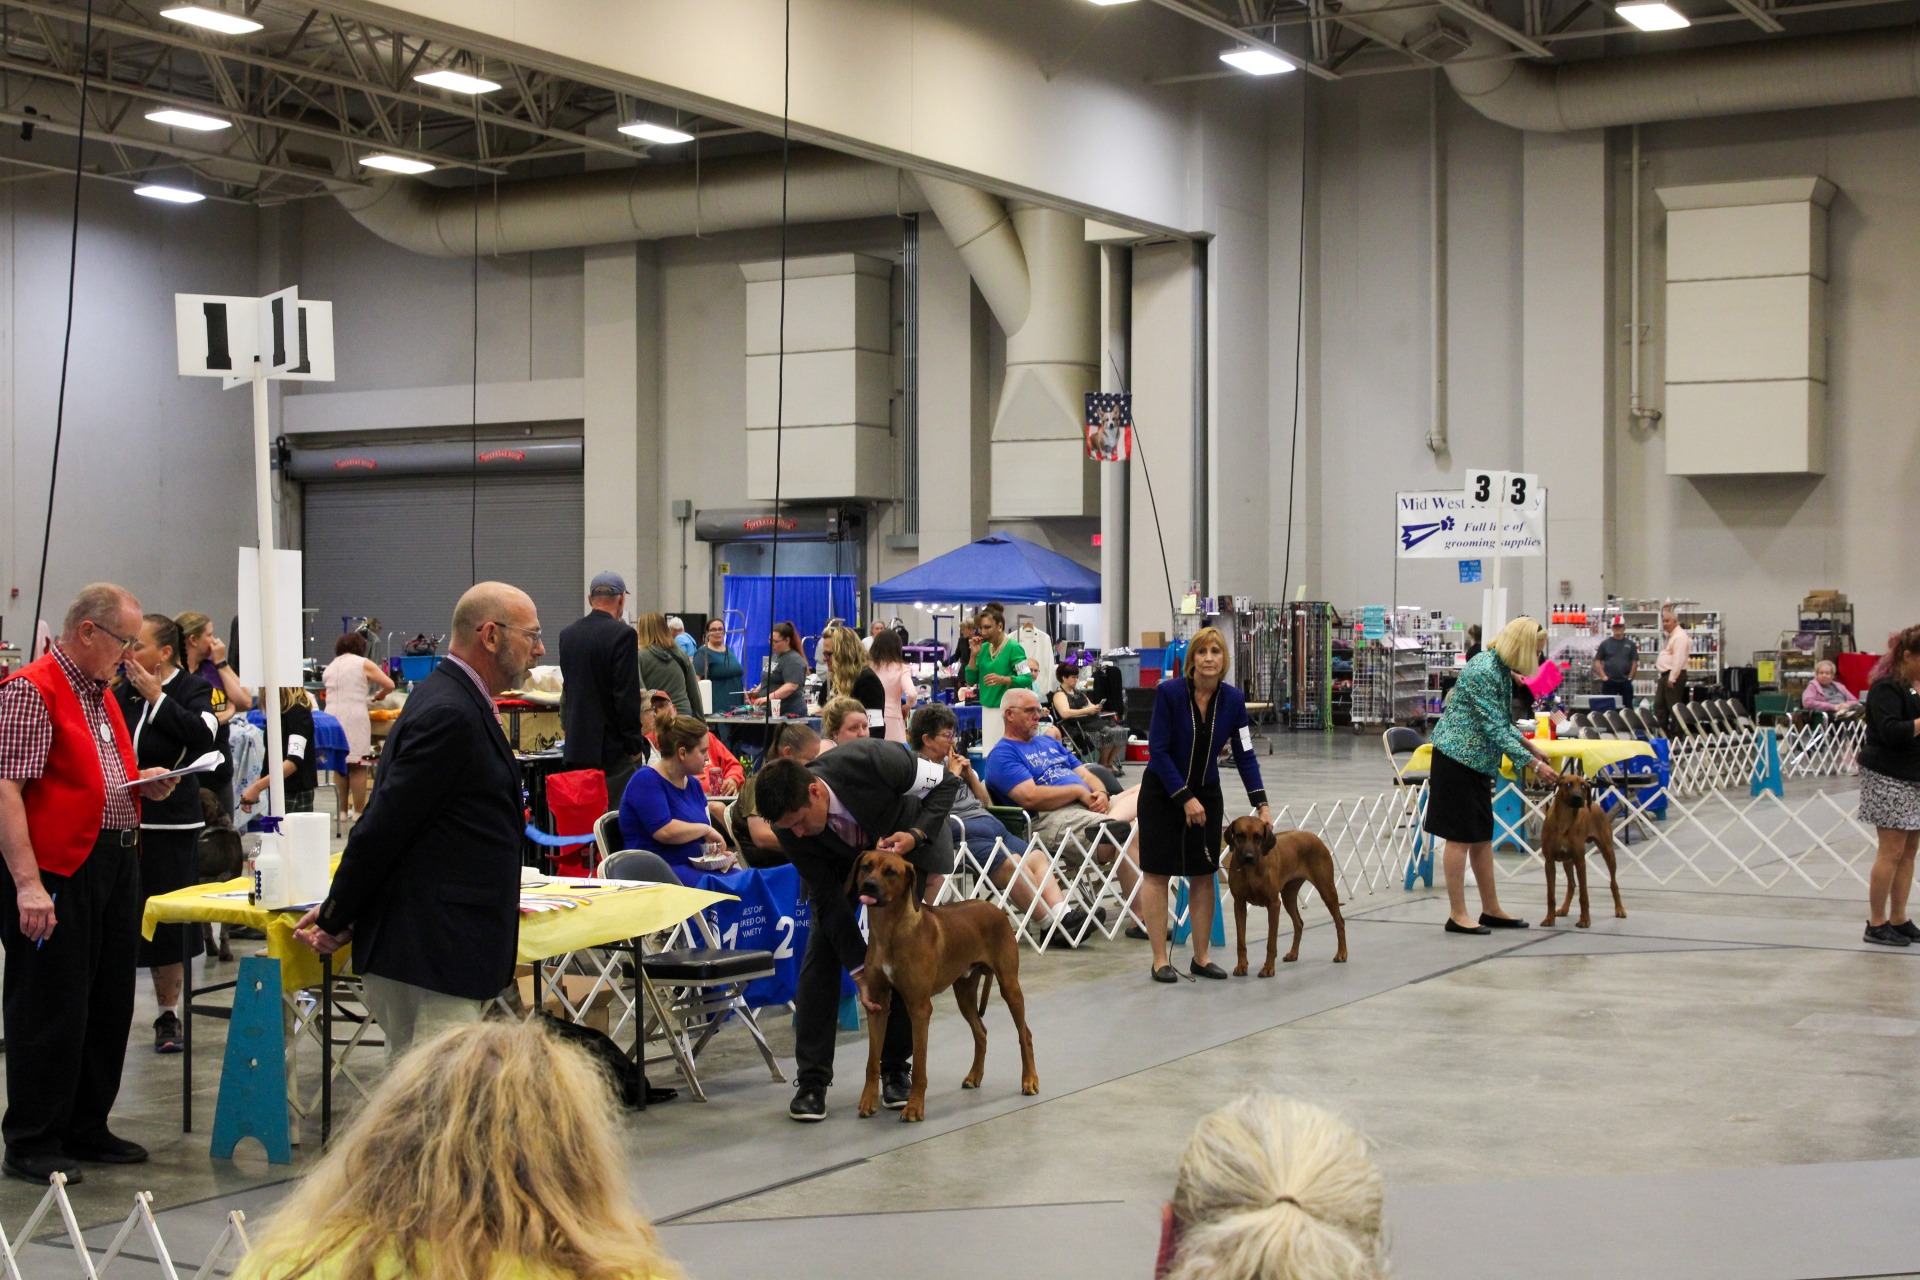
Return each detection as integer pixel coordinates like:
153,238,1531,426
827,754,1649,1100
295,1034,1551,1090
1396,490,1544,559
1084,392,1133,462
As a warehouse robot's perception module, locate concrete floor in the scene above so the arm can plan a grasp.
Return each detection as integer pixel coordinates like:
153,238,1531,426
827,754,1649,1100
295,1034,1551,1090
7,732,1919,1278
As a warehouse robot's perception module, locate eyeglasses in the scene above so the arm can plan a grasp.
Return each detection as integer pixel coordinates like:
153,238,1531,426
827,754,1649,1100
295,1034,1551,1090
489,620,544,643
90,621,136,651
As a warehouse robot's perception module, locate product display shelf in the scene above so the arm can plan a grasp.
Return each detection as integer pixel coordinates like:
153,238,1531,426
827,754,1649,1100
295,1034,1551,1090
1240,604,1291,726
1416,623,1467,720
1547,615,1604,705
1288,602,1337,730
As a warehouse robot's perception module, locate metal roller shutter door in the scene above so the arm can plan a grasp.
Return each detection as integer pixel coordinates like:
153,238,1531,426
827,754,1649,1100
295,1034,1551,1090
302,472,583,661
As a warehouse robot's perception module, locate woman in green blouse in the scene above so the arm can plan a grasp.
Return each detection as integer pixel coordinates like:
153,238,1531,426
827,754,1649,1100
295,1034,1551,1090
1425,617,1561,935
966,606,1033,752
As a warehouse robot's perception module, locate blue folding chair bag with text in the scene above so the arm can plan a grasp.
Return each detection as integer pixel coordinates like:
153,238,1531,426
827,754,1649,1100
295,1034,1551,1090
694,864,808,1008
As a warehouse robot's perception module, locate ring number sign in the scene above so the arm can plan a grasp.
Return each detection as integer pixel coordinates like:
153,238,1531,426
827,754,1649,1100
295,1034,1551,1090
1465,469,1543,515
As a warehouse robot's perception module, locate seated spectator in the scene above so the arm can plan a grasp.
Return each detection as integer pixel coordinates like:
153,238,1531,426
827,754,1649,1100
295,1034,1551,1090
815,695,871,752
1052,662,1126,771
1803,660,1863,717
619,713,733,883
648,690,743,832
911,705,1089,941
235,1020,681,1280
730,723,822,865
983,688,1141,917
1156,1093,1386,1280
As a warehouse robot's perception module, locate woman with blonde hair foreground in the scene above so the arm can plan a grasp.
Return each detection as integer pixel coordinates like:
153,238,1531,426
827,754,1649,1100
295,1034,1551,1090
237,1021,680,1280
1157,1093,1387,1280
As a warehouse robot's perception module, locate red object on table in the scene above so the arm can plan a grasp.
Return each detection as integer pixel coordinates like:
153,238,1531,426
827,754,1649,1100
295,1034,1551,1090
544,769,609,875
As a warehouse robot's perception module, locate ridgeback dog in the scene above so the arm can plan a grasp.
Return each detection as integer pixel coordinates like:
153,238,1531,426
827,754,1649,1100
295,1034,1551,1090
850,849,1038,1122
1223,816,1348,975
1539,773,1625,928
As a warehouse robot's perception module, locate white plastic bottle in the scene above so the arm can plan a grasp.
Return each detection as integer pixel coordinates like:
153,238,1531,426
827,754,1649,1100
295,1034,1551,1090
253,831,286,909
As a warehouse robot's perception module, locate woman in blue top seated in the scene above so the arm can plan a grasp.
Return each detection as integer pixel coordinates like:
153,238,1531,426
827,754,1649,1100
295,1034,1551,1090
1426,616,1561,935
619,713,735,885
1140,627,1273,984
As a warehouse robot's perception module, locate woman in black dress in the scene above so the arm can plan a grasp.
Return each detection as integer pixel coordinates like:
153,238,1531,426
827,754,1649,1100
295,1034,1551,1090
1139,628,1272,983
114,614,217,1054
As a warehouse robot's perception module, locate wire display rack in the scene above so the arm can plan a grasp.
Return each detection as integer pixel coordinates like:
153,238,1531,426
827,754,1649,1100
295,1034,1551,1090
1239,603,1291,728
1289,602,1338,730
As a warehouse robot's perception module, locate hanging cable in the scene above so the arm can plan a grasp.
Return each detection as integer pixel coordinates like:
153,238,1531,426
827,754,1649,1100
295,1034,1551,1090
469,98,481,585
30,0,96,644
1278,130,1308,609
762,0,792,727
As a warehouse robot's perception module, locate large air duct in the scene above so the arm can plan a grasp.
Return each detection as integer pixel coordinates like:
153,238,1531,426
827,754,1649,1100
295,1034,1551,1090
918,177,1099,519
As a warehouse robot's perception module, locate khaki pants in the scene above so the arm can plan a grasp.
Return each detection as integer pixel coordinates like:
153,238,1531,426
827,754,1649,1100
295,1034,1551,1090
360,973,483,1064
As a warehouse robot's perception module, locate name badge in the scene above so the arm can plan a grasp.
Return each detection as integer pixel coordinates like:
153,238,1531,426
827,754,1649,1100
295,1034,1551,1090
1238,725,1254,752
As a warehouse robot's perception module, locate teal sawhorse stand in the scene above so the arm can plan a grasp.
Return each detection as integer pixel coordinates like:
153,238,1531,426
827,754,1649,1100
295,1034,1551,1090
1404,788,1433,889
1751,727,1784,798
1170,875,1228,948
210,955,292,1164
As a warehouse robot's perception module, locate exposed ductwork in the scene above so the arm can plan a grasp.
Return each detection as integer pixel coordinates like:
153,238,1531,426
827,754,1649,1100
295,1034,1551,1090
333,148,925,256
917,177,1100,519
1335,2,1920,132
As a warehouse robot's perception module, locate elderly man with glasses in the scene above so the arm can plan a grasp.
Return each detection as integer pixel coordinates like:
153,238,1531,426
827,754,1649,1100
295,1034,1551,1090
295,582,545,1060
0,583,181,1185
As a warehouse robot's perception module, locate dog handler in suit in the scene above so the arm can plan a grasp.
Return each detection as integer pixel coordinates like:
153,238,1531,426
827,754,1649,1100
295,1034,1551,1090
295,582,544,1060
755,737,961,1122
558,571,648,802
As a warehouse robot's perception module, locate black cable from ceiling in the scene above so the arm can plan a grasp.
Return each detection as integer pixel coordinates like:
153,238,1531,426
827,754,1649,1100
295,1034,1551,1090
762,0,792,727
29,0,94,646
1278,116,1308,612
469,98,480,587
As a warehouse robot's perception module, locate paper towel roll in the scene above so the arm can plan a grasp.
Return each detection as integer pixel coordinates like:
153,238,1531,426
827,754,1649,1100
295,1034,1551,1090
697,678,712,711
282,812,333,907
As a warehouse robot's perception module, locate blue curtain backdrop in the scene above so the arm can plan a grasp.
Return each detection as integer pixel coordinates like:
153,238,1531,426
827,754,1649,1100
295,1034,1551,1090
722,574,857,694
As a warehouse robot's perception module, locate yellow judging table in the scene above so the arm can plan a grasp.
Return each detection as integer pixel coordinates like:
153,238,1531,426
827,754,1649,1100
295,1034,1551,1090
142,872,731,992
1402,737,1655,779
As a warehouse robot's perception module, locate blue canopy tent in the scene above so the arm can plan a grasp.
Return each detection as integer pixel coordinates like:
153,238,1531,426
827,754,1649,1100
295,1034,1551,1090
869,533,1101,606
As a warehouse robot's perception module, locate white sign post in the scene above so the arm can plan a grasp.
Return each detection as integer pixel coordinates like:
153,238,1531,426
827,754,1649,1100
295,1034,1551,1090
1462,469,1543,639
175,288,334,818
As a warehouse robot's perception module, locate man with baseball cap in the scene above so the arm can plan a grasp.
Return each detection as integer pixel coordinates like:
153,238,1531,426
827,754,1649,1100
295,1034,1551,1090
558,572,647,801
1592,616,1640,707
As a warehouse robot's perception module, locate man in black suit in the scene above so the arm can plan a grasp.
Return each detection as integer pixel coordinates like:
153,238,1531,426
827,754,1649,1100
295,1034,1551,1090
558,571,646,802
756,738,960,1121
295,582,544,1060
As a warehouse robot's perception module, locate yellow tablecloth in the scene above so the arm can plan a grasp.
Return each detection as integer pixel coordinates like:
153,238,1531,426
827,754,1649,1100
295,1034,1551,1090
1402,738,1654,778
142,872,730,993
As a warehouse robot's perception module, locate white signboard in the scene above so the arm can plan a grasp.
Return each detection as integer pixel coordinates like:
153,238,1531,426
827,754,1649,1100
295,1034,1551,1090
174,292,335,386
237,547,305,687
1464,469,1543,513
1396,490,1545,559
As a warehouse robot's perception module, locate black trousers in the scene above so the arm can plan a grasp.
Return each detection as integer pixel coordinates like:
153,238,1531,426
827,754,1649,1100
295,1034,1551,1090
1600,679,1636,706
792,906,911,1091
2,831,141,1157
1654,672,1688,735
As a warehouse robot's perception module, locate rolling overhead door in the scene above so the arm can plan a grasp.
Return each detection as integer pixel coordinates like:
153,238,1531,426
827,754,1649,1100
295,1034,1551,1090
302,472,583,661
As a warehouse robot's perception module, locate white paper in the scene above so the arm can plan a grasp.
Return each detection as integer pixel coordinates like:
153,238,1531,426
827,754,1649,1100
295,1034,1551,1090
118,750,223,788
236,546,305,688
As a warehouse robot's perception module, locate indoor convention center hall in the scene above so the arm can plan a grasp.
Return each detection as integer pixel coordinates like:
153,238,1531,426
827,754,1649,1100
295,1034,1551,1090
0,2,1916,1278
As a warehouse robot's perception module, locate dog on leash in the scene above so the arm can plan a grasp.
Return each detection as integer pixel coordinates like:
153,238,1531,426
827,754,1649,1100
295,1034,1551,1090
1539,773,1625,928
849,849,1038,1122
196,790,247,960
1223,816,1348,974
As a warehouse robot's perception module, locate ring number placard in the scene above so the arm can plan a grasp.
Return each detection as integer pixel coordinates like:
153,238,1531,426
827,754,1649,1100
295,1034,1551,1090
1465,469,1542,515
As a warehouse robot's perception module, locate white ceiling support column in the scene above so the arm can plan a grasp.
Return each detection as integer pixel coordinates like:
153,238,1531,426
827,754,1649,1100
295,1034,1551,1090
1130,241,1196,642
582,241,654,602
1100,244,1132,652
917,219,992,563
1522,129,1613,615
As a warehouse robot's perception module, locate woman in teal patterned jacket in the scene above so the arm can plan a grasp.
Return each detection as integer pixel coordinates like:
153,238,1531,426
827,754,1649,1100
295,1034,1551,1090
1425,617,1561,935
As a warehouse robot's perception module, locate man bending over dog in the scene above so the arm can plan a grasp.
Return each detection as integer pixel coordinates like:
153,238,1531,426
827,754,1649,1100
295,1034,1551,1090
757,738,961,1123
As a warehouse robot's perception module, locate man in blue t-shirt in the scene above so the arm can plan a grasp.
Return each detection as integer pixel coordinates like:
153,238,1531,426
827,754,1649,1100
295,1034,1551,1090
983,689,1141,909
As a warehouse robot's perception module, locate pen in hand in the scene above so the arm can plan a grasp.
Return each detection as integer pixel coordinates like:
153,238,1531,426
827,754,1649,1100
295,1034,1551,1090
34,892,56,950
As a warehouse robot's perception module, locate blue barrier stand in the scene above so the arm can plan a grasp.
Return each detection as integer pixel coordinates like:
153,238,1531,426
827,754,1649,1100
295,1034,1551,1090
1403,788,1433,889
1751,727,1784,798
1493,777,1528,854
209,956,292,1165
1170,875,1228,947
839,992,863,1031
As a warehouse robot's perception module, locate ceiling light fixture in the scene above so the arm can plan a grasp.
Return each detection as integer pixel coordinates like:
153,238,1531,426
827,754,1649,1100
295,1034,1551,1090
617,121,695,145
1219,46,1296,74
144,108,231,132
1616,2,1690,28
414,68,501,95
1086,0,1139,5
360,153,436,175
135,184,206,203
158,6,263,35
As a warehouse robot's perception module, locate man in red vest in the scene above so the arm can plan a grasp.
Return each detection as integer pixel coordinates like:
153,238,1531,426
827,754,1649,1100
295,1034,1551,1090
0,583,179,1185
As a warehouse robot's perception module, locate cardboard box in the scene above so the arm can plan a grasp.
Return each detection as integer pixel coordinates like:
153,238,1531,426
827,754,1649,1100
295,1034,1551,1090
1801,590,1847,611
515,966,614,1034
1140,630,1168,649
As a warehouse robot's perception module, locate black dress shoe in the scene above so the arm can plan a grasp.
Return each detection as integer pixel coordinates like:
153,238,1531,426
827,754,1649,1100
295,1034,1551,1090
66,1132,148,1164
881,1068,913,1110
1444,919,1493,935
1189,960,1229,980
1479,913,1530,930
787,1086,827,1122
1125,924,1150,941
4,1151,82,1184
1151,964,1179,983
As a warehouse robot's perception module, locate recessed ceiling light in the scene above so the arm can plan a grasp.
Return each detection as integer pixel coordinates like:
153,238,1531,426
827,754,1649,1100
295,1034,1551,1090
1616,2,1690,28
360,153,436,175
144,108,231,132
1087,0,1139,5
158,6,263,35
617,121,695,145
414,69,501,95
135,184,206,203
1219,46,1295,74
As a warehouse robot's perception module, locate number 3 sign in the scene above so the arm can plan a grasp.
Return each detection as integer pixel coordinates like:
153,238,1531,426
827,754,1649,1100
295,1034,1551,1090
1464,469,1543,515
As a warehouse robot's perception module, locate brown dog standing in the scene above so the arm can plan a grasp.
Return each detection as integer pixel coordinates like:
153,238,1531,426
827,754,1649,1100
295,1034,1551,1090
1223,817,1348,975
1539,774,1625,928
850,849,1038,1122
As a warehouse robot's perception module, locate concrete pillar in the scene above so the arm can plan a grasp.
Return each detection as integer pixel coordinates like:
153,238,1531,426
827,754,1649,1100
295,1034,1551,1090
917,218,991,561
582,241,660,602
1100,245,1131,650
1522,130,1613,615
1129,241,1195,642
